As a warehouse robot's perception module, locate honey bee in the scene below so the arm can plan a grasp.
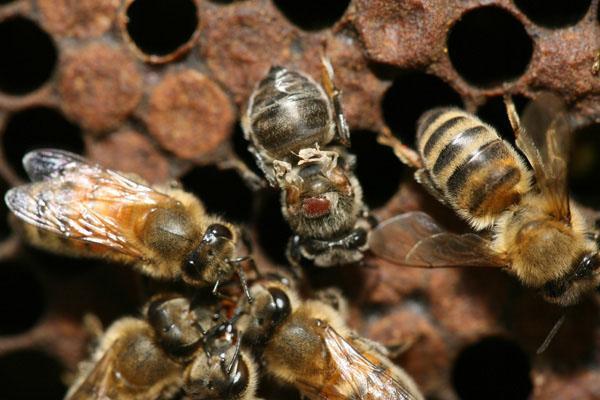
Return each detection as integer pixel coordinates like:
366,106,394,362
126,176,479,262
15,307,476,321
5,149,255,299
66,293,259,400
374,93,600,306
236,278,424,400
243,60,372,267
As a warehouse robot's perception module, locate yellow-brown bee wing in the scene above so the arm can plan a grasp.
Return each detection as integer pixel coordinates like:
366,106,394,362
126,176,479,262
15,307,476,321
66,343,119,400
295,325,419,400
369,212,506,268
5,149,176,259
516,93,571,221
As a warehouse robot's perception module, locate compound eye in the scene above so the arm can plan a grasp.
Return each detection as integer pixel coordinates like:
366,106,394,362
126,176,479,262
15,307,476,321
207,223,233,240
227,358,249,397
268,287,291,326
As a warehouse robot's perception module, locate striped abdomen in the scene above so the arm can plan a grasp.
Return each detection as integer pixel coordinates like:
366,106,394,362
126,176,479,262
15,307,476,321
416,108,531,229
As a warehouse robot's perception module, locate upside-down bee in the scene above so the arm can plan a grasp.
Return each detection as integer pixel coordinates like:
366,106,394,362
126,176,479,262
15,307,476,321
374,93,600,307
243,59,372,268
5,149,256,299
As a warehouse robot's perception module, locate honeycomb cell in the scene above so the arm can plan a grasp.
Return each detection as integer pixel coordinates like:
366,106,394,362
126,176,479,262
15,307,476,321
0,350,66,399
122,0,199,62
0,16,57,95
272,0,350,30
2,107,84,179
381,71,463,147
513,0,591,28
350,130,403,209
569,123,600,206
452,336,532,400
0,263,44,335
447,6,533,87
86,129,171,184
147,69,235,159
38,0,120,38
180,165,254,224
256,191,292,265
59,43,143,133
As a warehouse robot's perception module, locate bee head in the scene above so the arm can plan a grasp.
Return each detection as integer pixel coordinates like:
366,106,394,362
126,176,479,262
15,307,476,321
182,224,235,286
243,284,292,344
542,252,600,306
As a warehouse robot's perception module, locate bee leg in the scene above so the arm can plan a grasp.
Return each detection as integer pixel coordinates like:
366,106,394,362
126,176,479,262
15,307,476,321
414,169,448,206
217,156,266,191
248,145,279,188
228,257,254,303
320,56,350,146
503,94,524,139
377,126,423,169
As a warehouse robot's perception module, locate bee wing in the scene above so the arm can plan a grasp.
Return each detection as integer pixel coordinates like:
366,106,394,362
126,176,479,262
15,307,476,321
66,344,119,400
295,325,418,400
5,149,175,259
22,148,88,182
369,212,506,268
516,93,571,221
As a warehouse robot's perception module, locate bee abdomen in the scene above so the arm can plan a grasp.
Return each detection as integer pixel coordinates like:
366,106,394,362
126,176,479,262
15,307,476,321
417,108,529,227
247,67,333,158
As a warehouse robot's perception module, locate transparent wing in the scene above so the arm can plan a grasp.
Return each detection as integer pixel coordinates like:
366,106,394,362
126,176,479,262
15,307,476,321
5,149,176,258
369,212,506,268
516,93,571,221
297,325,419,400
66,344,118,400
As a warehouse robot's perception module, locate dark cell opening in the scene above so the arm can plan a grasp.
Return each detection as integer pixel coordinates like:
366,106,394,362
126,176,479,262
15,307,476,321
448,7,533,87
0,262,44,335
0,351,66,399
476,94,528,146
452,336,532,400
570,123,600,206
272,0,350,31
255,191,292,265
514,0,591,28
350,130,403,209
232,122,264,179
2,107,84,179
0,16,57,95
382,71,463,148
125,0,198,57
181,165,254,224
0,0,16,4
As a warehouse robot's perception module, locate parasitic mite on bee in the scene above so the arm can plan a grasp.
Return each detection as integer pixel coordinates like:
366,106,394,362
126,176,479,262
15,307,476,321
234,276,424,400
374,92,600,307
66,293,260,400
243,59,374,268
4,149,257,300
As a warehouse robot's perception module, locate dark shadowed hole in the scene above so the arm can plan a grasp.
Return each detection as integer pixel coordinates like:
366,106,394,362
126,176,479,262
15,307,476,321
125,0,198,56
514,0,591,27
448,7,533,87
0,350,66,399
2,107,84,179
0,0,16,4
273,0,350,30
382,71,463,148
476,95,528,146
350,131,403,209
232,122,264,179
0,16,57,95
570,123,600,206
255,191,291,264
452,336,532,400
0,262,44,335
181,165,254,224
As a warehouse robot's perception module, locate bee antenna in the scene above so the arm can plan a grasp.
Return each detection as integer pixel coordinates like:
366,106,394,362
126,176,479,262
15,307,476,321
228,257,254,303
536,313,567,354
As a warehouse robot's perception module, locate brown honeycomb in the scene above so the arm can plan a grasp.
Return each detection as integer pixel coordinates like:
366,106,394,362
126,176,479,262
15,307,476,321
0,0,599,399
